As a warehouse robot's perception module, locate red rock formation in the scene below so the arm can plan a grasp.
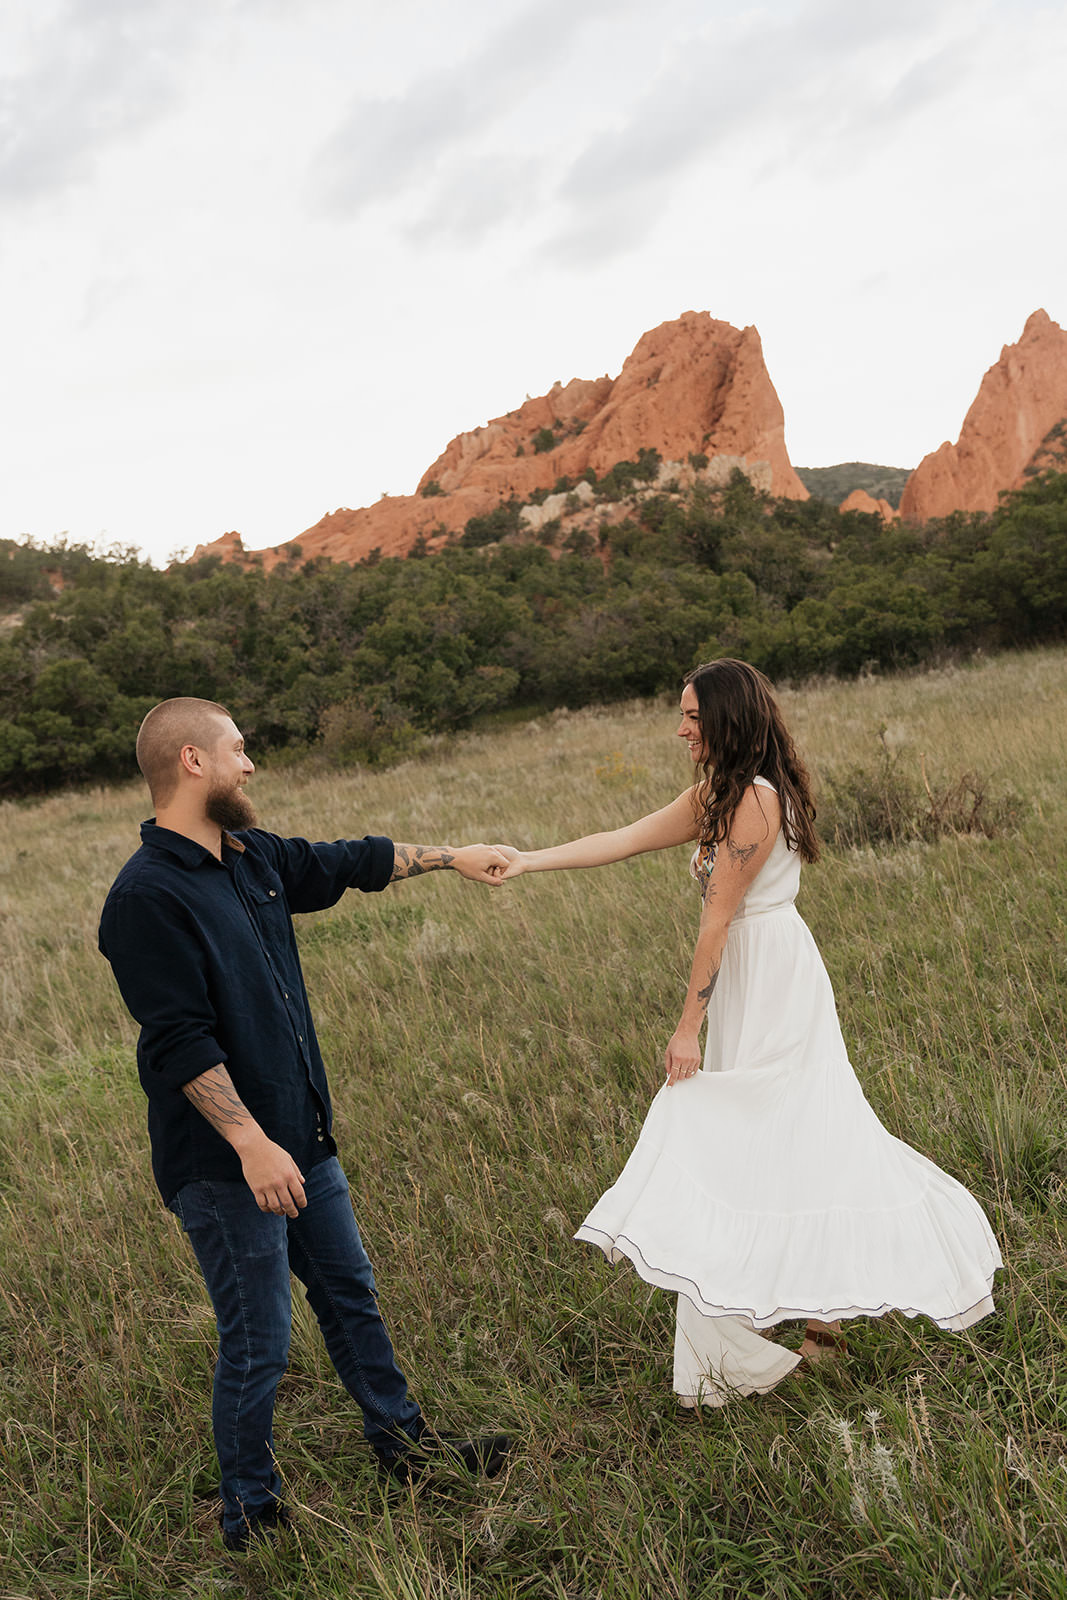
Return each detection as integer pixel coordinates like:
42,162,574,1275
839,489,898,522
187,530,247,564
900,310,1067,522
225,313,807,568
419,313,806,500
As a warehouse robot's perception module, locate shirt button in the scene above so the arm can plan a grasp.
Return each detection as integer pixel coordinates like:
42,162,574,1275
283,991,289,999
317,1133,325,1142
298,1035,303,1042
268,889,277,898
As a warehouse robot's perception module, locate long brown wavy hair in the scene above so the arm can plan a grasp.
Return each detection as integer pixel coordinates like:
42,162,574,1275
684,659,820,863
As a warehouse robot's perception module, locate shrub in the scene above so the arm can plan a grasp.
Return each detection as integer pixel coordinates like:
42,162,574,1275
533,427,556,454
460,500,524,547
318,695,420,767
563,527,594,555
597,448,663,499
819,736,1027,849
634,446,662,482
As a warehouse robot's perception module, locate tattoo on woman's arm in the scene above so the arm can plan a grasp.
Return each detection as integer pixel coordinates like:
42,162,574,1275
390,844,457,882
727,839,758,867
696,966,720,1012
183,1066,252,1133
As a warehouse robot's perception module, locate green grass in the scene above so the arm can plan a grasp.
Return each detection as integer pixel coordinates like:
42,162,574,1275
2,649,1067,1598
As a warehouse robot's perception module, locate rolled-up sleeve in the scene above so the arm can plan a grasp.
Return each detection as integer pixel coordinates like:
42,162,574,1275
256,831,395,914
99,890,226,1092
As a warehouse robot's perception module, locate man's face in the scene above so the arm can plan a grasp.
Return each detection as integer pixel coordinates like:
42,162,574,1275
203,718,257,831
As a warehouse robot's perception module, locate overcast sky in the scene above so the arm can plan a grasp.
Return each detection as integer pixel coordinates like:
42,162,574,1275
2,0,1064,564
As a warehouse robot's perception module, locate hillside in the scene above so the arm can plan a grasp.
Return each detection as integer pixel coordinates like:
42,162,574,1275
4,465,1067,795
795,462,911,509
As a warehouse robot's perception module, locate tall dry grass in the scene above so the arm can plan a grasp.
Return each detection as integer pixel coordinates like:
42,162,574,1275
1,648,1066,1598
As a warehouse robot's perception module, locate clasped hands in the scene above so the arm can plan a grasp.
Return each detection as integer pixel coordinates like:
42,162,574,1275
452,844,527,883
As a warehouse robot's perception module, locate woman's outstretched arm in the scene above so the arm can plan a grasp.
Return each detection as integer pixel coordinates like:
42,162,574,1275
664,784,781,1087
494,789,701,878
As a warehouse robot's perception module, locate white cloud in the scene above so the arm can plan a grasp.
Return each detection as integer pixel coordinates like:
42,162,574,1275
544,0,985,264
313,0,600,210
0,0,218,203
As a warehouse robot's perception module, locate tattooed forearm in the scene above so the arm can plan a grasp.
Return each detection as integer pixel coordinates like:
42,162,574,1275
727,839,758,867
183,1065,253,1134
696,966,720,1012
390,843,457,882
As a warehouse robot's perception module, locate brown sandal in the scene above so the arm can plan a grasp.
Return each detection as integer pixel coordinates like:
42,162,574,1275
804,1326,848,1354
795,1326,849,1373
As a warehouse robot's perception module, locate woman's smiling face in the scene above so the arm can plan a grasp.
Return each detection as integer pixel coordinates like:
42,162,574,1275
677,683,705,762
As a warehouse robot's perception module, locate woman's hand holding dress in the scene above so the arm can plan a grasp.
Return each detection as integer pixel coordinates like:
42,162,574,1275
665,1028,703,1086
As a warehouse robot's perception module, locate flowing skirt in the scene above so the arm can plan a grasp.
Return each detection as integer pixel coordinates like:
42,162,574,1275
575,904,1002,1406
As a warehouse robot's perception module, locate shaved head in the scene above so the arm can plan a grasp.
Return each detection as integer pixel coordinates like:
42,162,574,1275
136,697,233,805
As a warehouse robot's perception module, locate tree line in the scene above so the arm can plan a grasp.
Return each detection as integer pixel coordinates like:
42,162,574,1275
2,466,1065,794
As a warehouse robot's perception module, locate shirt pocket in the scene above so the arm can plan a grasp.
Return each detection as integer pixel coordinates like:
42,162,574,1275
243,873,292,952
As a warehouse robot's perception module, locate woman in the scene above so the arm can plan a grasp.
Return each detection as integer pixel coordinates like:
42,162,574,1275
497,660,1002,1407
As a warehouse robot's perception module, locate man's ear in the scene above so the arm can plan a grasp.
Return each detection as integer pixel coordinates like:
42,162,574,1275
178,742,206,780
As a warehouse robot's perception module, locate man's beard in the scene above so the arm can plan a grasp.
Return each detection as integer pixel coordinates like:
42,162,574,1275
205,780,258,832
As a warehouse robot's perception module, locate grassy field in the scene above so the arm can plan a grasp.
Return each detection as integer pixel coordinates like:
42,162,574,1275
1,648,1066,1600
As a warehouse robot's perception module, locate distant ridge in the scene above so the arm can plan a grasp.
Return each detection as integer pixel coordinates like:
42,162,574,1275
795,463,911,509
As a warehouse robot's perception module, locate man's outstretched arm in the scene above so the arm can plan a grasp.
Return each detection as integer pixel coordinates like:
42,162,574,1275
389,843,506,885
183,1064,307,1217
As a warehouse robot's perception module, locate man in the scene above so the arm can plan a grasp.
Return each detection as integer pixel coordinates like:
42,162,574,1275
99,697,510,1552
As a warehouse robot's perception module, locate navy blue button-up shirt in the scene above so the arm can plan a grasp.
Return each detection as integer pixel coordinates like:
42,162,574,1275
99,821,394,1204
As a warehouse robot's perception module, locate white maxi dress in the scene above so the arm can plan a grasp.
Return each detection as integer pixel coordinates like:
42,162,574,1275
575,777,1003,1407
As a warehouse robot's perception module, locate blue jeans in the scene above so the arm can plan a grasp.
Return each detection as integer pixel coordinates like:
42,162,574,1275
169,1157,422,1533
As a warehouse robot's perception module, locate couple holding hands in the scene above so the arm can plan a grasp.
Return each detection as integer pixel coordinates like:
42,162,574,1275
99,661,1000,1552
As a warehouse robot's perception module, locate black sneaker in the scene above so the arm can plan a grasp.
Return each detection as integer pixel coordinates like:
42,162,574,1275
375,1429,512,1485
220,1500,292,1553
